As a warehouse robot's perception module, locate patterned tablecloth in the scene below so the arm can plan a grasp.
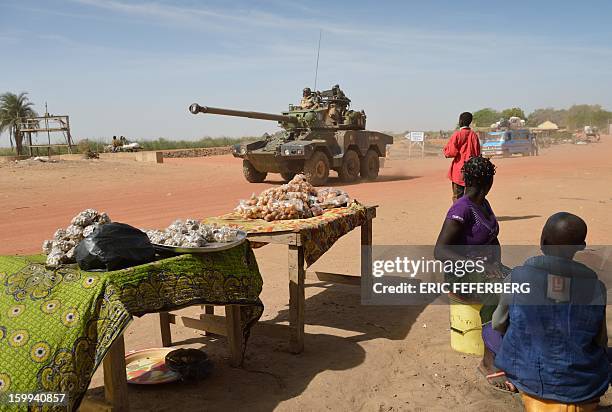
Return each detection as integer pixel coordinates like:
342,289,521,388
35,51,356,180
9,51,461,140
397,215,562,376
0,242,263,411
203,202,369,266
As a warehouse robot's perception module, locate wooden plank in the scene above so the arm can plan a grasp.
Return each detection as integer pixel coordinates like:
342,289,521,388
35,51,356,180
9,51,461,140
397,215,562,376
225,305,244,367
20,128,70,133
365,206,377,219
21,115,70,120
288,245,305,354
251,322,290,340
305,271,361,286
167,313,228,336
79,397,113,412
25,143,71,147
247,232,301,246
159,312,172,347
361,217,374,300
103,334,129,412
201,305,216,336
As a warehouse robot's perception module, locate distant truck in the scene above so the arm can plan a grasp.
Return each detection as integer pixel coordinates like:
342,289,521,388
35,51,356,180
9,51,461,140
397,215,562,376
481,129,537,157
575,126,601,143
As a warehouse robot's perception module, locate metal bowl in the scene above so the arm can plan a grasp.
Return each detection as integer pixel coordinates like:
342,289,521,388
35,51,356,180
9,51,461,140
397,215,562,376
151,230,247,254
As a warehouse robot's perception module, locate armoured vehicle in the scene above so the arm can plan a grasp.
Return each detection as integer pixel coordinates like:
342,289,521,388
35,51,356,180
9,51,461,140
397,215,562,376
189,86,393,185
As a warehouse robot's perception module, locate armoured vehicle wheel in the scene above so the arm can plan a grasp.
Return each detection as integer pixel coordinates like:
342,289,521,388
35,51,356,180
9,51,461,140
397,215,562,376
339,149,360,182
360,149,380,180
280,171,296,182
243,159,267,183
304,151,330,186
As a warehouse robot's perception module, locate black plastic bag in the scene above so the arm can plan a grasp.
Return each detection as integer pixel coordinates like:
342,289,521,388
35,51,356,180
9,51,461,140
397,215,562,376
75,222,155,271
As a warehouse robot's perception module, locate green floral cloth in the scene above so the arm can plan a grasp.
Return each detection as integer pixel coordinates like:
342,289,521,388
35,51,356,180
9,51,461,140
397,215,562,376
0,242,263,411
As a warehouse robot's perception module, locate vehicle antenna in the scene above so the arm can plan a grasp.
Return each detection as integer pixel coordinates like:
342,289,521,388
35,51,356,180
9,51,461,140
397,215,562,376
314,29,322,91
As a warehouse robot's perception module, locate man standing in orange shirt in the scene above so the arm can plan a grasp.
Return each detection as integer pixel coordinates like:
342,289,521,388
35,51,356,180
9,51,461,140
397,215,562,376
444,112,481,201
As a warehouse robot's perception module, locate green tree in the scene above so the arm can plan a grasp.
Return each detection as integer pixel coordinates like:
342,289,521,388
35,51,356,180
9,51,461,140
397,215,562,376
565,104,612,130
526,108,567,127
472,108,500,127
0,92,37,155
500,107,526,120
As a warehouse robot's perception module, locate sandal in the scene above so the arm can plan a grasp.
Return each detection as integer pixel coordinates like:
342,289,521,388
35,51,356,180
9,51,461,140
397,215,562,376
477,365,518,394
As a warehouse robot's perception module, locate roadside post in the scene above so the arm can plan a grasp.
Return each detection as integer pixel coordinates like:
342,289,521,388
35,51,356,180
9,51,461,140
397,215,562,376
406,131,425,158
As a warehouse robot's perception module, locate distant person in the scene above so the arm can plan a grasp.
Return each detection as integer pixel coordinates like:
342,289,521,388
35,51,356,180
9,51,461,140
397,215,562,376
300,87,318,109
444,112,481,201
111,136,120,152
332,84,346,100
493,213,609,410
530,133,538,156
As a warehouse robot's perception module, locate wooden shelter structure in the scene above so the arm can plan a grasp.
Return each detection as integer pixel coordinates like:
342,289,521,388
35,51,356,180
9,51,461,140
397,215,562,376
535,120,559,131
17,106,74,156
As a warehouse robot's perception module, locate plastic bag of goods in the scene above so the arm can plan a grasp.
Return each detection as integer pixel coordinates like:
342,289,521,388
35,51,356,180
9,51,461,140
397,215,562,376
317,188,350,208
75,223,156,271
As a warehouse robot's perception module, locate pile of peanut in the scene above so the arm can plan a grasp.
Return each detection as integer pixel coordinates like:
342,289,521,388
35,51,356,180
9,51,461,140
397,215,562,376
235,174,350,221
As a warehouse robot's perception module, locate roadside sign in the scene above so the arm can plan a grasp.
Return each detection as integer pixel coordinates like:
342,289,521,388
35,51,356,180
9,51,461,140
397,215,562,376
409,131,425,142
405,131,425,158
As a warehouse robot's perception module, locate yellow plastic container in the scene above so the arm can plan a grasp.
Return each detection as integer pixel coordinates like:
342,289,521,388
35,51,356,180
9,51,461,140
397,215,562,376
449,295,484,356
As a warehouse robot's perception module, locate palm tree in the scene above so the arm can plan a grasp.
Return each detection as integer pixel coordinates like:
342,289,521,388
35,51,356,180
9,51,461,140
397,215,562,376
0,92,37,155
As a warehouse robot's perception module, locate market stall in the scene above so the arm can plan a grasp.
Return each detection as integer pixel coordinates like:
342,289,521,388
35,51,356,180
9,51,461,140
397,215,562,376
0,244,262,411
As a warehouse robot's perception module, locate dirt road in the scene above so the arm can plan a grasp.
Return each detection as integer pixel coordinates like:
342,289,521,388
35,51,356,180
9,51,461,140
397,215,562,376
1,138,611,411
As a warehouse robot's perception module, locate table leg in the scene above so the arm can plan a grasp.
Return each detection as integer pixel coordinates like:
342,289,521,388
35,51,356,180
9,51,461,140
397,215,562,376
201,305,215,336
361,218,373,301
288,244,305,353
225,305,243,367
159,312,172,347
103,334,129,412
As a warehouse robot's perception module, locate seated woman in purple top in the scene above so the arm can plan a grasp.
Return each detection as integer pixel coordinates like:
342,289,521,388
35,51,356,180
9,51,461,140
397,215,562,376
434,156,516,393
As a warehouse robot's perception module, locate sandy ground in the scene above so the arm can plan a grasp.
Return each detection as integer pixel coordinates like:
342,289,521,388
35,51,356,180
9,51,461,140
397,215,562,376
1,138,612,411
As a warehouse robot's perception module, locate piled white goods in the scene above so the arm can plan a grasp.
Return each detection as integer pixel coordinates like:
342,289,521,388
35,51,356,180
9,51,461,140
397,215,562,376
491,117,526,131
509,116,525,129
43,209,111,268
145,219,239,247
235,174,350,221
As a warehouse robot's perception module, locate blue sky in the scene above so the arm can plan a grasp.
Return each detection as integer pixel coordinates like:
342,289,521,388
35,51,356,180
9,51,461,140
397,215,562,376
1,0,611,142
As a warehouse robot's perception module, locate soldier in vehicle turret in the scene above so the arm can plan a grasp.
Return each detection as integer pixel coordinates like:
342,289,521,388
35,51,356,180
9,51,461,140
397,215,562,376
332,84,346,100
327,84,349,124
299,87,319,109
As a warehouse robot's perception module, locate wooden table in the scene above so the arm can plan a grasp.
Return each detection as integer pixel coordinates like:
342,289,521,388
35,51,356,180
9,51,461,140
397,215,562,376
83,205,376,411
247,205,375,353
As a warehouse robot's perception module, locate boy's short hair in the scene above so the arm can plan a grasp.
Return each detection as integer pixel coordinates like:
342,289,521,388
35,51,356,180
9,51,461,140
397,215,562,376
459,112,473,128
541,212,587,257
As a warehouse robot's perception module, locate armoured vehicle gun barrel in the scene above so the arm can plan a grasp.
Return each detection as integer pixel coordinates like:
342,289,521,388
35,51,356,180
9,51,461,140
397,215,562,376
189,103,297,124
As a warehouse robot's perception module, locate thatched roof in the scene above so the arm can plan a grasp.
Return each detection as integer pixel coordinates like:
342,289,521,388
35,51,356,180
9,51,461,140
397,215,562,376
536,120,559,130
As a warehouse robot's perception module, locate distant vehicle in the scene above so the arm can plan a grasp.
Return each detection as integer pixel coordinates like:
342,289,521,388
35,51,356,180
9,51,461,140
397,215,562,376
574,126,601,143
481,129,537,157
103,142,141,153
